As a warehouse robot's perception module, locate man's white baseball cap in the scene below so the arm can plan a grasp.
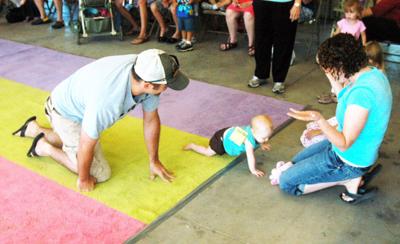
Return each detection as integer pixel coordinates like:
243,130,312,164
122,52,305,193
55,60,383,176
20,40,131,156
134,49,189,90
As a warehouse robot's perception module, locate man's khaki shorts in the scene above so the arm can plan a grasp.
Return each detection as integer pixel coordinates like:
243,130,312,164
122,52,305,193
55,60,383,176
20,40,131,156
45,97,111,182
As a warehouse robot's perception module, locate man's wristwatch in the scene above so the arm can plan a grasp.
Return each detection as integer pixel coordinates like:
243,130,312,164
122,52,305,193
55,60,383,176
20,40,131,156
294,2,301,7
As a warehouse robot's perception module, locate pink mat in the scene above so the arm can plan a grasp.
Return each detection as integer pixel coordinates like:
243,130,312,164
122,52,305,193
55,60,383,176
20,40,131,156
0,157,146,243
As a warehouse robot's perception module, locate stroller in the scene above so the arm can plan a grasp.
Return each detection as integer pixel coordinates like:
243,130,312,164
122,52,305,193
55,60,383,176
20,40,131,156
76,0,123,44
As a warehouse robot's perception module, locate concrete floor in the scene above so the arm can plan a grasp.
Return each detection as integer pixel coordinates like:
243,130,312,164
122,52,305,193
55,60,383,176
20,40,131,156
0,15,399,243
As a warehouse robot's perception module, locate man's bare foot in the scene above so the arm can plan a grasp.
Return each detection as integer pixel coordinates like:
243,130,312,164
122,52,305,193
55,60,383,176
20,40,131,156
183,143,194,150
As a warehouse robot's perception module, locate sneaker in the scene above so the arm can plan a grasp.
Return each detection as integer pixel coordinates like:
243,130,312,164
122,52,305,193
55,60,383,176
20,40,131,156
52,21,65,29
272,82,285,94
177,42,194,52
201,2,217,10
31,17,51,25
175,40,185,49
248,77,267,88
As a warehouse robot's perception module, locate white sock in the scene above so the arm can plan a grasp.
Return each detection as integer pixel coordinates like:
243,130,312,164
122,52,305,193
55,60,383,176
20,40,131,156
186,40,192,45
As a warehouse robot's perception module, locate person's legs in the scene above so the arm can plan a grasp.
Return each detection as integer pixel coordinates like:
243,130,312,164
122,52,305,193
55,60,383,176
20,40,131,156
225,9,240,43
271,1,297,85
115,0,138,34
243,11,254,46
53,0,63,22
253,0,272,80
184,144,216,157
169,5,180,39
33,0,46,19
138,0,148,38
291,139,330,163
150,1,167,37
279,143,369,196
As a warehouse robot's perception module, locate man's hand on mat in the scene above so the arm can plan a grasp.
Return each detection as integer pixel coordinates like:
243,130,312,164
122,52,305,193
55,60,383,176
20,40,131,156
261,143,271,151
287,108,323,122
77,176,97,192
150,161,175,182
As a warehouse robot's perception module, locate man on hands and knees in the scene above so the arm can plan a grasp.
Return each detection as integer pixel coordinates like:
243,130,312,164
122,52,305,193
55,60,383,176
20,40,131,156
13,49,189,191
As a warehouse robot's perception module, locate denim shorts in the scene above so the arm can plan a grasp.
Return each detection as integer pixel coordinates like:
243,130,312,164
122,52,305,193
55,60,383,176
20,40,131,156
178,17,195,32
279,140,371,196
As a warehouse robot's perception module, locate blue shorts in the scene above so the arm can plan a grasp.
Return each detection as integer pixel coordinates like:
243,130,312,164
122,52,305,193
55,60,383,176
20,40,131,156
178,17,194,32
279,140,371,196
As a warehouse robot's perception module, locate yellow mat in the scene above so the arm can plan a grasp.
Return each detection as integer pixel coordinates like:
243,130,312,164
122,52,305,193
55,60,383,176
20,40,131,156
0,78,232,224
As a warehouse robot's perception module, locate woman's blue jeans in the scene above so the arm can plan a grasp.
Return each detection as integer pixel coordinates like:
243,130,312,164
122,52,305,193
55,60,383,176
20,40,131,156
279,140,370,196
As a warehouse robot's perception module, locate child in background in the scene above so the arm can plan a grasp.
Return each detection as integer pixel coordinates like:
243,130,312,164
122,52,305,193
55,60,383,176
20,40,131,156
365,41,385,71
334,0,366,46
174,0,195,52
184,114,273,177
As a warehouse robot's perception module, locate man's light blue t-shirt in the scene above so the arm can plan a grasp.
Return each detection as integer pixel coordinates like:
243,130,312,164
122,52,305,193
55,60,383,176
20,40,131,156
51,54,159,139
223,126,258,156
333,68,392,167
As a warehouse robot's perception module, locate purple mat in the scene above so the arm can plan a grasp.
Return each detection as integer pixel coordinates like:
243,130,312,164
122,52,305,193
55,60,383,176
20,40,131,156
0,39,305,137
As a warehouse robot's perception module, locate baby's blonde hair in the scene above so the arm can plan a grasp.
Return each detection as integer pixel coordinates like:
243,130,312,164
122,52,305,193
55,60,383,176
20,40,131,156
365,41,385,70
251,114,273,131
343,0,362,19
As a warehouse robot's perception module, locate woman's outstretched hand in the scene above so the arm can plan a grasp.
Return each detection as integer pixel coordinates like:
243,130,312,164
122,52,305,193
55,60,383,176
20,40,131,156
287,108,323,122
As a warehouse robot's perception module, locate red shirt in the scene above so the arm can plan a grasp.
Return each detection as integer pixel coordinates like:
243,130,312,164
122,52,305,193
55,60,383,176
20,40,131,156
371,0,400,27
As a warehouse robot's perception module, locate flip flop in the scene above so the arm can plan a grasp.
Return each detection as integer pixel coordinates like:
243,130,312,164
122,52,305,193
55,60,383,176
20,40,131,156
359,164,382,193
340,187,378,205
131,35,149,45
12,116,37,137
27,132,45,157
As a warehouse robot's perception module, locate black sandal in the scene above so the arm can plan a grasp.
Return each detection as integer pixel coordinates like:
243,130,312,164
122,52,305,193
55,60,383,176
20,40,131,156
359,164,382,193
340,187,378,205
219,39,238,51
27,132,45,157
248,45,255,56
12,116,37,137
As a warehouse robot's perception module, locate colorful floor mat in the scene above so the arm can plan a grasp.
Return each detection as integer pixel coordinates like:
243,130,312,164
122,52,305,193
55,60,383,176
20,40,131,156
0,39,306,242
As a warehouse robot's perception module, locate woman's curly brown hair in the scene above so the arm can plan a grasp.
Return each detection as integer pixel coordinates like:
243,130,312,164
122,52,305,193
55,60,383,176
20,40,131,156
317,33,368,80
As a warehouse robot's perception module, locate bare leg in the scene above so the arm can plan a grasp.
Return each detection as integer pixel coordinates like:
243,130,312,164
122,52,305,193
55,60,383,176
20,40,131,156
170,6,180,39
243,12,254,47
35,137,77,173
18,120,63,148
184,143,216,157
225,9,240,43
53,0,63,22
150,2,167,37
138,0,148,38
115,0,138,33
182,30,187,40
302,177,362,195
186,31,193,42
33,0,46,19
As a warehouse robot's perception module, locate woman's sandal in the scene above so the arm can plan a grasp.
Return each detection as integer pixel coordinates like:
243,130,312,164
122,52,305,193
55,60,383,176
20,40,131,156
27,132,45,157
340,187,378,204
12,116,37,137
359,163,382,193
219,40,237,51
248,45,255,56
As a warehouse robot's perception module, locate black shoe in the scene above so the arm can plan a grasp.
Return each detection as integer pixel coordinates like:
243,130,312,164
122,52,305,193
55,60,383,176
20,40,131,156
31,17,51,25
158,35,168,43
177,42,193,52
167,37,180,44
52,21,65,29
